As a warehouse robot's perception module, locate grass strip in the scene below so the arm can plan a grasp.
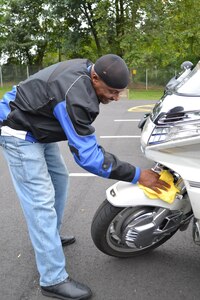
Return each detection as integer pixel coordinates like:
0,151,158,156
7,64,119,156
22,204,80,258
1,85,164,101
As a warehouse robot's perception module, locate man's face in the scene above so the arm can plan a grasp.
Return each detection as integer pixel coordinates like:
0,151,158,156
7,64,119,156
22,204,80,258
91,70,125,104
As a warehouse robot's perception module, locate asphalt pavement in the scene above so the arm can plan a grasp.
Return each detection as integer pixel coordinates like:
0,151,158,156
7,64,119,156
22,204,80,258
0,100,200,300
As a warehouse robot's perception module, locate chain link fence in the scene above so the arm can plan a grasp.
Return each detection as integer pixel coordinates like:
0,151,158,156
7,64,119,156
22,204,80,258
0,65,41,87
129,67,178,90
0,64,178,89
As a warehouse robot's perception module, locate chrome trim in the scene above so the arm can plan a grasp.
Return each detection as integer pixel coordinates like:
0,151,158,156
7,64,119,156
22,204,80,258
193,219,200,246
189,181,200,188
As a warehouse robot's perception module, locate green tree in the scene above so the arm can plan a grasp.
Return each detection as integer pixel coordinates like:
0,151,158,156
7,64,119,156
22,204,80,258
123,0,200,69
50,0,142,59
0,0,9,61
1,0,200,70
166,0,200,65
1,0,55,67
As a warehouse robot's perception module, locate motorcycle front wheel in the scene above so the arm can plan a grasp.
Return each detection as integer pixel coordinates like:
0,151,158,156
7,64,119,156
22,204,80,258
91,199,178,258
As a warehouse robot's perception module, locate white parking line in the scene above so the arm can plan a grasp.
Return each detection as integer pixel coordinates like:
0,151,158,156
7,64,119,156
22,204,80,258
70,119,141,177
100,135,140,138
114,119,140,122
69,173,96,177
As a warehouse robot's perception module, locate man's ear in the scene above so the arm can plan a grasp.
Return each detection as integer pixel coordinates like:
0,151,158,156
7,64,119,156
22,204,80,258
91,67,100,84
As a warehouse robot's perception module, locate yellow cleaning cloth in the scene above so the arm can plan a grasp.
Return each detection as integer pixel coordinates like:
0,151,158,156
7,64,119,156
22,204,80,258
138,170,179,204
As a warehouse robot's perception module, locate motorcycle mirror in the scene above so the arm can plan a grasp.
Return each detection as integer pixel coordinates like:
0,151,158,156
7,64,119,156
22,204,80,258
138,113,150,130
181,61,193,70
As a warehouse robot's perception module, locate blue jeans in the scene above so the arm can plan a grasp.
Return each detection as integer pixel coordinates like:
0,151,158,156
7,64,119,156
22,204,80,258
0,136,69,286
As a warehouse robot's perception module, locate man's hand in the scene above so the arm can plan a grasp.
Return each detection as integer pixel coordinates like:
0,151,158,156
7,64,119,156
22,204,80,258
138,169,171,194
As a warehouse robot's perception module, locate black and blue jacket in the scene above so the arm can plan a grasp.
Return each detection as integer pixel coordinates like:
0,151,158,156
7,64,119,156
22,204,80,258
0,59,140,183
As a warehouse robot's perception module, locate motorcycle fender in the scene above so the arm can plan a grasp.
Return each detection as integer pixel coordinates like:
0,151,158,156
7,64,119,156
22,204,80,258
106,181,189,211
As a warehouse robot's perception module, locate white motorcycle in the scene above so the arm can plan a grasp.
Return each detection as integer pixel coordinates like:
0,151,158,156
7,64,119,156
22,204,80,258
91,60,200,257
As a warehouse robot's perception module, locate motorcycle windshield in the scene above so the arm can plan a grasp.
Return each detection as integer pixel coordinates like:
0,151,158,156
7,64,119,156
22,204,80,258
151,61,200,122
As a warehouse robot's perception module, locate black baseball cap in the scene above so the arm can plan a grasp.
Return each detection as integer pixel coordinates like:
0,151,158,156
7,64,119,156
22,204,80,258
94,54,129,89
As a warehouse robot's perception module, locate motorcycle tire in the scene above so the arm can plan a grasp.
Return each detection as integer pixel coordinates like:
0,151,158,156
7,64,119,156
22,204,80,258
91,199,178,258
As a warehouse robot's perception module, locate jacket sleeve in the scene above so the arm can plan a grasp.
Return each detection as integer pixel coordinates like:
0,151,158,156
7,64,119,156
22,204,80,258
53,100,140,184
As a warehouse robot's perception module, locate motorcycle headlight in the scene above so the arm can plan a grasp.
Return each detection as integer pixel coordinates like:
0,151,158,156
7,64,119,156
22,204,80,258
166,123,200,141
148,111,200,145
148,126,171,144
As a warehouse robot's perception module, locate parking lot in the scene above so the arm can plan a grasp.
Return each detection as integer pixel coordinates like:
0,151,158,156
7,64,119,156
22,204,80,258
1,100,200,300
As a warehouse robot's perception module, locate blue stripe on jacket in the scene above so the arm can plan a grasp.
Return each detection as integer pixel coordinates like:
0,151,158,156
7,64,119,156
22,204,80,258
0,86,37,143
53,100,112,178
0,86,17,122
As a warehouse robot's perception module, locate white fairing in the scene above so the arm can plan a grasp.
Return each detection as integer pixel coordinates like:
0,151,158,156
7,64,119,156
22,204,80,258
106,181,191,214
106,61,200,219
